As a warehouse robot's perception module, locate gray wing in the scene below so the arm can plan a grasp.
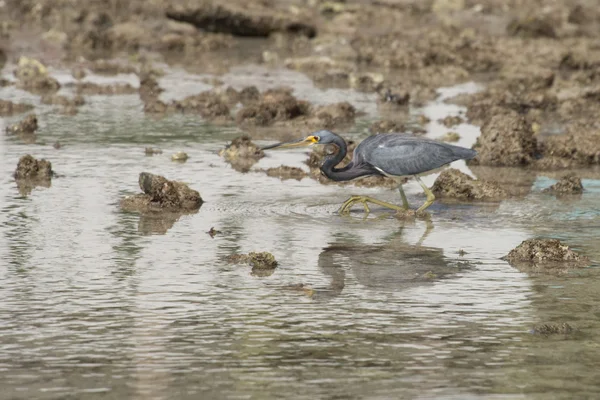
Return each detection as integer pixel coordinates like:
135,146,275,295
353,134,477,176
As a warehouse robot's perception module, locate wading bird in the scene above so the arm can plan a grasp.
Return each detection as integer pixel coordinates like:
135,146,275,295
262,130,477,214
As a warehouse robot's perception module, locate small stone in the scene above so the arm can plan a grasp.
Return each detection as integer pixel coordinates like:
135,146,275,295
145,147,163,156
207,227,221,238
438,132,461,142
171,152,189,162
263,166,307,181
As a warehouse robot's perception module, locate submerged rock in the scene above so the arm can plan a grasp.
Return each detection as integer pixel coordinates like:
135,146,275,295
0,99,34,117
431,169,508,200
312,102,356,129
439,115,464,127
225,251,278,277
120,172,203,213
14,57,60,94
219,135,265,172
470,110,537,166
543,174,584,195
531,323,575,336
166,1,316,38
89,59,137,75
6,114,38,134
145,147,163,156
503,238,590,274
263,166,307,181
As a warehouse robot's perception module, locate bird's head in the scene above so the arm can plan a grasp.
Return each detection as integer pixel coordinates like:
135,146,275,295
261,130,339,150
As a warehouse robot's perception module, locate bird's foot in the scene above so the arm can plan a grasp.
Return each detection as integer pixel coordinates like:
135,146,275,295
338,196,406,215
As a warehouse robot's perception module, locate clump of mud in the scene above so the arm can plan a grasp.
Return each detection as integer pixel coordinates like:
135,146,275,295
469,110,537,167
431,169,508,200
219,135,265,172
543,174,584,195
262,166,307,181
5,114,38,134
503,239,590,274
531,323,575,336
0,100,34,117
14,57,60,94
13,154,54,195
120,172,203,213
225,251,278,277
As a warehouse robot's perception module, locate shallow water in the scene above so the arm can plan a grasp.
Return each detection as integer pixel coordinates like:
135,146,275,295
1,65,600,400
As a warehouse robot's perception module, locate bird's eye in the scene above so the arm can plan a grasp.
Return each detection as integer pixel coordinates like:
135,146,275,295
308,135,320,143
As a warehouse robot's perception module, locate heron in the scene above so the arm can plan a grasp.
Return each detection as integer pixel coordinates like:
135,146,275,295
261,130,477,214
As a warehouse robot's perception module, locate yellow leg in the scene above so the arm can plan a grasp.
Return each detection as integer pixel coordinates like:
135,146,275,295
398,185,410,209
414,176,436,213
339,195,406,215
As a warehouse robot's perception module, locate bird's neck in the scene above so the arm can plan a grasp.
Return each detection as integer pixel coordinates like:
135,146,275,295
321,137,372,181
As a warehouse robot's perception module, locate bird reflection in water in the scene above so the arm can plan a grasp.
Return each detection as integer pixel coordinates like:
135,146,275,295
312,221,472,301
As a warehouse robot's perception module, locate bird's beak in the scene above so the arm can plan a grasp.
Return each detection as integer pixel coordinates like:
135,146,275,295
261,136,318,150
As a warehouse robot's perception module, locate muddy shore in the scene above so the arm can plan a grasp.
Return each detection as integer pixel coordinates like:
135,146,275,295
3,0,600,195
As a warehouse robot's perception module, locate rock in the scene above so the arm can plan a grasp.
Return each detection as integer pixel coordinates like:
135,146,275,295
543,174,584,195
439,115,464,127
369,120,405,134
263,166,307,181
165,1,316,38
75,82,138,95
120,172,203,213
438,132,460,142
171,152,189,162
225,251,278,277
531,323,575,336
431,169,509,200
5,114,38,134
537,124,600,168
14,154,53,180
14,57,60,94
312,102,356,129
139,72,164,103
432,0,465,13
470,110,537,166
207,227,221,238
503,238,590,274
506,16,557,39
172,91,231,121
235,89,310,127
219,135,265,172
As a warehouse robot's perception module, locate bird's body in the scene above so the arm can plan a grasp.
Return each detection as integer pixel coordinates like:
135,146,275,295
262,130,477,214
327,133,476,181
